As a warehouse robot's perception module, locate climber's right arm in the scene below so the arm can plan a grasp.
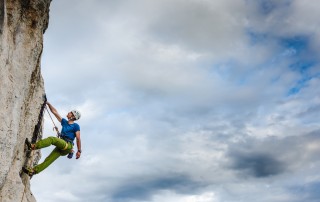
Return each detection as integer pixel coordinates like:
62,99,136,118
46,102,62,122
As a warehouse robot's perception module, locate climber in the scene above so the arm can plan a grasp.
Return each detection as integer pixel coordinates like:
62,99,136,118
22,101,82,177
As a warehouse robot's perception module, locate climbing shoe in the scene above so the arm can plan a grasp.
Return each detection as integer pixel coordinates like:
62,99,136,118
67,151,74,159
25,138,33,150
22,167,35,177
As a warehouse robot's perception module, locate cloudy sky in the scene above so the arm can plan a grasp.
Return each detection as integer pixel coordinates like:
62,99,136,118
31,0,320,202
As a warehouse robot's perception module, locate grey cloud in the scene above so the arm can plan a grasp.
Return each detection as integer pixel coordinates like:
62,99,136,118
298,104,320,118
70,172,207,202
227,131,320,178
111,174,202,201
229,152,286,178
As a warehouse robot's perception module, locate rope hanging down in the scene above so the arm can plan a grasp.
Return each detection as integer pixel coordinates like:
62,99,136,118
45,106,61,137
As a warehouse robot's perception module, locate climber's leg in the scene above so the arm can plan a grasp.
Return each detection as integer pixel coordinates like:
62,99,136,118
23,137,72,175
32,141,72,174
32,148,61,174
34,136,68,150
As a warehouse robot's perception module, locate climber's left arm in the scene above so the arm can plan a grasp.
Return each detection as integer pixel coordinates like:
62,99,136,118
75,131,81,159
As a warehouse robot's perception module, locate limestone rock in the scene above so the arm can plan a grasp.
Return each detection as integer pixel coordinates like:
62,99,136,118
0,0,51,201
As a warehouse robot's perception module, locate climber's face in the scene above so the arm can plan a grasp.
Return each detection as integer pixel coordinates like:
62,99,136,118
67,112,74,120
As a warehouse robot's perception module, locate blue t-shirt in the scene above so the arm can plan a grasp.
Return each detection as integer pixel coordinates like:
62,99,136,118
60,118,80,142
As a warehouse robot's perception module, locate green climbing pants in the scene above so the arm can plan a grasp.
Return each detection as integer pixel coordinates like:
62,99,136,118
33,136,72,174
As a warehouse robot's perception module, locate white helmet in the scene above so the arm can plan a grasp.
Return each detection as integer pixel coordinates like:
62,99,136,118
71,110,81,120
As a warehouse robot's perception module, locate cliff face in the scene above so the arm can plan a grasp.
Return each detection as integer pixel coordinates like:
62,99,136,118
0,0,51,201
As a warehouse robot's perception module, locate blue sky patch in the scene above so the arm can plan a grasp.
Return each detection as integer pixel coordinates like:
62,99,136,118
280,36,309,56
279,35,319,96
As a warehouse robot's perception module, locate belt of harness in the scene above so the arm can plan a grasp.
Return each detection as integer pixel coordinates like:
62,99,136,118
60,135,74,144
